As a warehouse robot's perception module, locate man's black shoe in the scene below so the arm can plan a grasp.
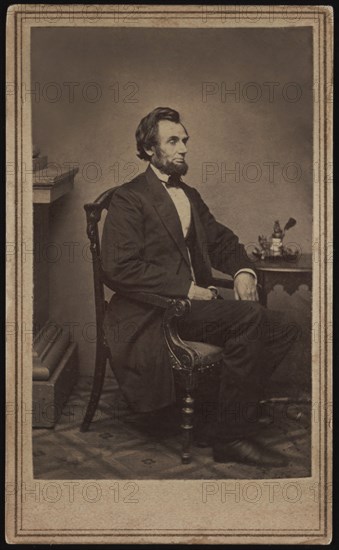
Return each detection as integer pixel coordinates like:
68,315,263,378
213,437,288,467
194,421,270,448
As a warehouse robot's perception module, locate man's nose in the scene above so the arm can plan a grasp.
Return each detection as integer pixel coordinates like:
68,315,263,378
177,140,188,154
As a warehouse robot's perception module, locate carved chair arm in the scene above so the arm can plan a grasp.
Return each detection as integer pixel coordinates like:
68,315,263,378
162,299,198,372
102,282,181,312
102,273,190,311
105,283,195,371
118,291,182,310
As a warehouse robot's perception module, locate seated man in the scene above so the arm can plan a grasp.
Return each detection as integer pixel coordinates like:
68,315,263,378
101,107,298,467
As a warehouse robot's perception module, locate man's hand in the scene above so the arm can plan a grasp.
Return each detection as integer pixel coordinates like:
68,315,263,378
234,272,258,301
188,284,215,300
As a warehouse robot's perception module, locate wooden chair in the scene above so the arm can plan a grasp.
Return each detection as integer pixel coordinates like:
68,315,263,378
80,187,234,464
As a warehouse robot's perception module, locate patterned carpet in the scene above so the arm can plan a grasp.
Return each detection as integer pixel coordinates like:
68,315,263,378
33,375,311,480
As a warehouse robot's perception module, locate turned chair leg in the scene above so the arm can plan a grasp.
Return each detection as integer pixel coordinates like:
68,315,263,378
181,392,194,464
80,342,107,432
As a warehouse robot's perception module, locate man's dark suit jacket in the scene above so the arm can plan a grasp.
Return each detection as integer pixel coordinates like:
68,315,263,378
101,165,255,412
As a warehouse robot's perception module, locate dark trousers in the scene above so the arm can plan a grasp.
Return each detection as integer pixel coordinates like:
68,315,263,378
178,299,299,440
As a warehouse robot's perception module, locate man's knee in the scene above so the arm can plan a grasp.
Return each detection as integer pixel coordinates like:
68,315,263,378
243,304,301,346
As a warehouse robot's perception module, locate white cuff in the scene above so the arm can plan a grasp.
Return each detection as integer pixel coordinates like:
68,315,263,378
234,268,257,284
207,285,219,298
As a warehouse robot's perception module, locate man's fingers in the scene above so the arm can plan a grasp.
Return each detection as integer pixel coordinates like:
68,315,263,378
237,285,258,301
235,282,259,301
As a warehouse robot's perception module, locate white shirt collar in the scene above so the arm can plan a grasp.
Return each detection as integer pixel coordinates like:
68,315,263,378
149,163,170,183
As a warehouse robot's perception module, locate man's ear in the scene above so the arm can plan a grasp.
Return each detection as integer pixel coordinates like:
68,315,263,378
144,145,154,158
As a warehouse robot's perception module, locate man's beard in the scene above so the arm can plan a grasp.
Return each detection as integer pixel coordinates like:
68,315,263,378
152,149,188,176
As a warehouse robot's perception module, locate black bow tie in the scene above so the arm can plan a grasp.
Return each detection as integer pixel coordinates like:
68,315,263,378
165,175,182,188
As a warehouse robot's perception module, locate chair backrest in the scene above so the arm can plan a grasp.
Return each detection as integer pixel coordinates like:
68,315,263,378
84,187,119,345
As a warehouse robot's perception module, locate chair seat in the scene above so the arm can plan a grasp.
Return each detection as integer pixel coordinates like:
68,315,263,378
184,340,223,368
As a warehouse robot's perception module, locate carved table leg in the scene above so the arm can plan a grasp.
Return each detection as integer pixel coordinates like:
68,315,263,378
181,393,194,464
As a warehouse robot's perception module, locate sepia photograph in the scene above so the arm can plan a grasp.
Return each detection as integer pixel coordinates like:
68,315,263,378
6,5,332,544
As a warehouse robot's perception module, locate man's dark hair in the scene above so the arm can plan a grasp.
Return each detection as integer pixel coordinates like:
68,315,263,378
135,107,181,161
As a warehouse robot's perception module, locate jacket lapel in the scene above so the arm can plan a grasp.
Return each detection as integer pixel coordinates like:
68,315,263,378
144,166,190,267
